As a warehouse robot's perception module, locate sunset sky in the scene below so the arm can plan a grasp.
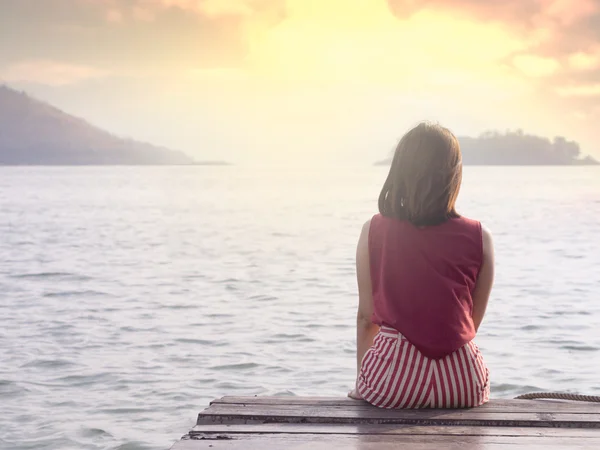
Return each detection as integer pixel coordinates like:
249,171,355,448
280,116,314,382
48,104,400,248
1,0,599,164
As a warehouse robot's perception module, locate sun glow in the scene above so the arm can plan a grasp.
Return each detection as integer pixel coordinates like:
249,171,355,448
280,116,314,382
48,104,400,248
242,0,530,88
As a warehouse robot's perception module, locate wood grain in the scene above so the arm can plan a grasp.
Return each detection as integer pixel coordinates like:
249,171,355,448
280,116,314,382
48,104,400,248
211,396,600,413
190,423,600,437
170,396,600,450
172,433,600,450
198,403,600,428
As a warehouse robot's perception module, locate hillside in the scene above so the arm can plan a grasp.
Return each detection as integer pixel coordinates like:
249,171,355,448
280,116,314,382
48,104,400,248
376,130,599,166
0,86,195,165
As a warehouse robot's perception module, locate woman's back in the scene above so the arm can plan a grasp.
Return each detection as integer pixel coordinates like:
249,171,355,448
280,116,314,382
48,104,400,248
369,214,482,359
350,122,494,409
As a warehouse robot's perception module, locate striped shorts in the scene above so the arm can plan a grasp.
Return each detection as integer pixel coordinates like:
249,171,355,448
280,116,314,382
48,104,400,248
357,326,490,409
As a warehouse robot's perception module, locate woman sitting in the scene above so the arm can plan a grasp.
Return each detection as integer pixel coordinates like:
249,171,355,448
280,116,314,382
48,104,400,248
349,122,494,409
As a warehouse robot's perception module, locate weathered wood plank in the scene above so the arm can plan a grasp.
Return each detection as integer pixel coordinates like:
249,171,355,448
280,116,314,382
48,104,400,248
173,396,600,449
190,423,600,438
198,403,600,428
212,396,600,413
171,433,600,449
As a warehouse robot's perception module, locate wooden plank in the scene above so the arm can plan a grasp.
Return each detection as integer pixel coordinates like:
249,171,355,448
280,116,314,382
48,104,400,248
171,433,600,449
212,396,600,413
214,396,593,407
190,423,600,438
198,403,600,428
201,402,600,418
173,397,600,449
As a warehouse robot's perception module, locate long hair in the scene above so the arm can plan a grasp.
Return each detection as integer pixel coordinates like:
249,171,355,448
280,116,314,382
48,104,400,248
378,122,463,226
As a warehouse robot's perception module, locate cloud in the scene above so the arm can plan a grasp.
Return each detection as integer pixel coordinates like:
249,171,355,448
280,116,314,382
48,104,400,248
187,67,249,81
69,0,599,116
90,0,274,22
155,0,258,17
557,83,600,97
568,50,600,70
6,1,600,114
132,6,156,21
389,0,600,51
540,0,599,26
513,54,560,77
81,0,600,63
240,0,531,84
106,8,124,23
0,60,109,86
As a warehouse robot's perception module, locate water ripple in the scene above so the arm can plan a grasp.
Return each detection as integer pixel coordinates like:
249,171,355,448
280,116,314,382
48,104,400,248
1,166,599,450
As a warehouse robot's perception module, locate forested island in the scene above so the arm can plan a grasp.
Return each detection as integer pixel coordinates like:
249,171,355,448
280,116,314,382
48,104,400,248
0,85,207,165
376,130,599,166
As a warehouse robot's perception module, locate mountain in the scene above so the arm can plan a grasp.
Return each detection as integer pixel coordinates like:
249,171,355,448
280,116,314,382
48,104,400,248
376,130,599,166
0,85,197,165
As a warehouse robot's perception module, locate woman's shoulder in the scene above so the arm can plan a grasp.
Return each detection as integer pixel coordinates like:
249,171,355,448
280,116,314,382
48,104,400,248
360,213,389,243
454,216,492,237
451,216,493,260
452,214,480,227
449,215,485,234
364,213,385,228
365,213,401,232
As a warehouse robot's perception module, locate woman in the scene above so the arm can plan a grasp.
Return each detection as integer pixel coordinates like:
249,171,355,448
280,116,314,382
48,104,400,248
349,122,494,409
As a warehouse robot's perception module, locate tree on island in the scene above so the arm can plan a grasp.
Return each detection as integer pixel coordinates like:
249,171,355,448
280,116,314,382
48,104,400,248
377,129,598,166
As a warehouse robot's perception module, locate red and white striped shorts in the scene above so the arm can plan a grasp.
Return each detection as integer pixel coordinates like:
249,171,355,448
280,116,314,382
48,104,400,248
357,326,490,409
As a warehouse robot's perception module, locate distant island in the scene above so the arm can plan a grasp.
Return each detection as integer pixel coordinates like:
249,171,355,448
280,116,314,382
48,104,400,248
0,85,226,166
376,130,599,166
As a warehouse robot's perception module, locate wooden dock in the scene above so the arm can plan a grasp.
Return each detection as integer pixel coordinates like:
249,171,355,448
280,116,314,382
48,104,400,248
171,396,600,449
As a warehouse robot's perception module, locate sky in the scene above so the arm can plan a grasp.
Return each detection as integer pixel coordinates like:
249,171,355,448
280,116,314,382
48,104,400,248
1,0,599,164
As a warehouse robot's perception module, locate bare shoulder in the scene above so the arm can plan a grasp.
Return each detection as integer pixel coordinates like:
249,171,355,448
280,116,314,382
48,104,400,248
481,224,494,256
357,218,373,250
361,218,372,234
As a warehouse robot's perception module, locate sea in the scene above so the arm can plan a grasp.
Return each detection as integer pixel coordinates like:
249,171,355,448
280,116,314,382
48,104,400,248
1,165,599,450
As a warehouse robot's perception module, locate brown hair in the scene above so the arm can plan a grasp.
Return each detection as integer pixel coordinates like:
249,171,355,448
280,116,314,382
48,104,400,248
378,122,462,227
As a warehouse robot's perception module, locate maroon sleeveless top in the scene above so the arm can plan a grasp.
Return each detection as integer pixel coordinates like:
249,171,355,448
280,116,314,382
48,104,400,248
368,213,483,359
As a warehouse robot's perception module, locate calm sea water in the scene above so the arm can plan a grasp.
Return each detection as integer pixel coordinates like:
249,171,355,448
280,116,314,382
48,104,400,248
1,166,599,450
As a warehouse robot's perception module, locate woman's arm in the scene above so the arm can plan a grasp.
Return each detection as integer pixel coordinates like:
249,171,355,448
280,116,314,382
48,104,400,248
471,226,495,332
354,220,379,382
